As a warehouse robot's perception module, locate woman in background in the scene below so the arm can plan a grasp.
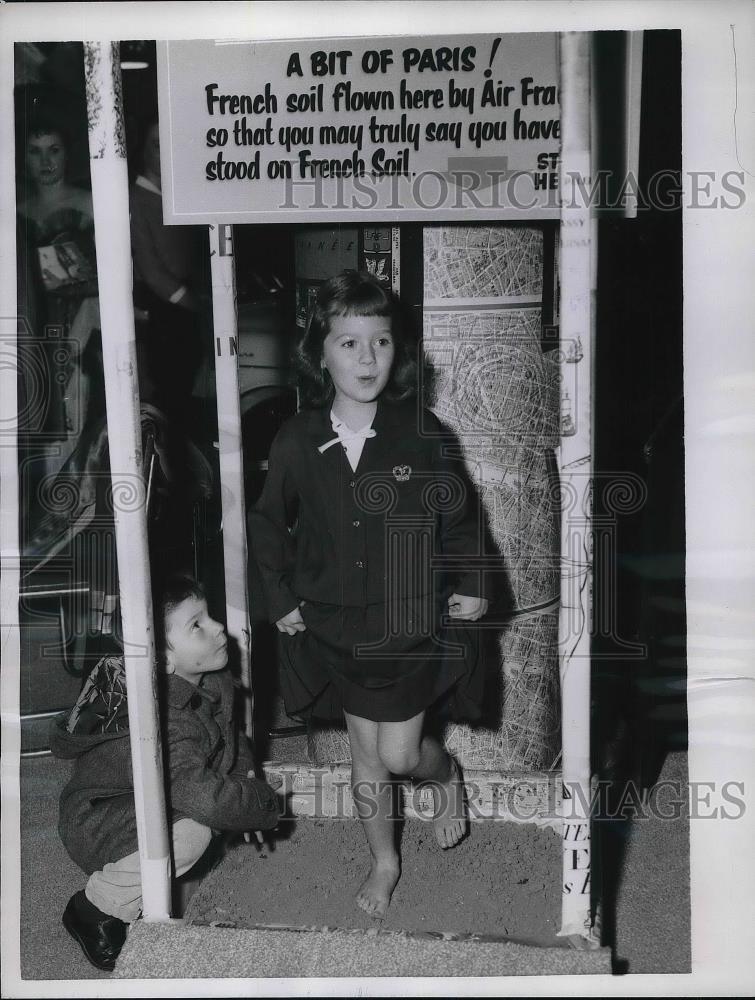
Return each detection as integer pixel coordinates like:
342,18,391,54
17,108,100,450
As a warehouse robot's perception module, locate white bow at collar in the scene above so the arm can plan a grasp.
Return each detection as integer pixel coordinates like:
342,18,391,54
318,414,376,454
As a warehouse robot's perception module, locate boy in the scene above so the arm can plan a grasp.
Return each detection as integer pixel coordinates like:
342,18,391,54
50,575,279,971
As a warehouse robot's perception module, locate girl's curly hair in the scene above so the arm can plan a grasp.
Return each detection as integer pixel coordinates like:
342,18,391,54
295,269,417,408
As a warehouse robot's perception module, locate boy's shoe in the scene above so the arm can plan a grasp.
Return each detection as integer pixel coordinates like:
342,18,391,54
62,891,128,972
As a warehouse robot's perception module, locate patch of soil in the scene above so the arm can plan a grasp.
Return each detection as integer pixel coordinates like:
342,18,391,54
186,818,563,943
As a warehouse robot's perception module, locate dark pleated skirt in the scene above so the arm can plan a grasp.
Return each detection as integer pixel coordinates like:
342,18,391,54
277,596,486,723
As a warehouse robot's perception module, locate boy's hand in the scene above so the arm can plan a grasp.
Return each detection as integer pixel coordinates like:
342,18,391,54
244,770,279,847
448,594,489,621
276,605,306,635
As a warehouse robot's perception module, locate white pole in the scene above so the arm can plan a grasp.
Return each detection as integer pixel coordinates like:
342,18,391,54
83,41,171,921
208,225,253,736
623,31,644,221
557,31,596,944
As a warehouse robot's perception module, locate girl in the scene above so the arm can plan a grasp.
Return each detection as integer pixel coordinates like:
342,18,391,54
248,270,489,919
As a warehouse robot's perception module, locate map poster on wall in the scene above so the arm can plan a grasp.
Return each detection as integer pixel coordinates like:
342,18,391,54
156,33,560,225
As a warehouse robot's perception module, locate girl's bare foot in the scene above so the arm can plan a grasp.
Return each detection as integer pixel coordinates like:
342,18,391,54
432,756,467,849
355,858,400,919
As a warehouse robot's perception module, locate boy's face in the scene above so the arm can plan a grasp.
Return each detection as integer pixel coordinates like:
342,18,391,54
164,595,227,684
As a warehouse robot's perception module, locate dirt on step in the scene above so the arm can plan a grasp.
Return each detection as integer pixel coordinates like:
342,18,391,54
186,818,563,943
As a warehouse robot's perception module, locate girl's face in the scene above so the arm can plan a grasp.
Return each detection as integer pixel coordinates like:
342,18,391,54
322,314,395,406
26,132,67,187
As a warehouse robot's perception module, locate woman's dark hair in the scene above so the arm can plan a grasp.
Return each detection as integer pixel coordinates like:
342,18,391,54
25,109,70,146
295,269,417,407
153,572,205,662
17,108,71,182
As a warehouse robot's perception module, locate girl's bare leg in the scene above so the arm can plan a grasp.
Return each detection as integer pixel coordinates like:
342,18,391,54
344,711,400,918
378,712,467,849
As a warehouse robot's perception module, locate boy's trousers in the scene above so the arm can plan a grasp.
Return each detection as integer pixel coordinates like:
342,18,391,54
85,818,212,922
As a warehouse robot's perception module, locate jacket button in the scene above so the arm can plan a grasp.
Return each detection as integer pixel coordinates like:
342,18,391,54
189,694,201,710
355,560,364,568
353,520,360,527
349,479,356,488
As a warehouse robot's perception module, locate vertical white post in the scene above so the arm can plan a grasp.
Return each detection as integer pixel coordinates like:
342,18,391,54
624,31,644,220
84,41,171,921
557,32,596,944
208,225,253,736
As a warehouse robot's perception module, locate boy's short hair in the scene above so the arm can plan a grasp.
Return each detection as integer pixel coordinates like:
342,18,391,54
153,573,205,662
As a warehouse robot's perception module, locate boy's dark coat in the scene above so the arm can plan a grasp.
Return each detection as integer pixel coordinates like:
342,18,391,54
51,669,278,874
248,398,489,624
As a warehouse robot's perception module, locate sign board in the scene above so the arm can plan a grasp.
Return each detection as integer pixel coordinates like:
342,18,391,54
156,34,560,224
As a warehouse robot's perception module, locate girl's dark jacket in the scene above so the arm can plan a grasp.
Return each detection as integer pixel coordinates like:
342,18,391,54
248,398,491,625
50,659,279,875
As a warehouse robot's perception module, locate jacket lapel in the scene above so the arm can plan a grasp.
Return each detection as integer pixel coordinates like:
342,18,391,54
358,399,414,475
306,405,348,475
301,407,351,518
